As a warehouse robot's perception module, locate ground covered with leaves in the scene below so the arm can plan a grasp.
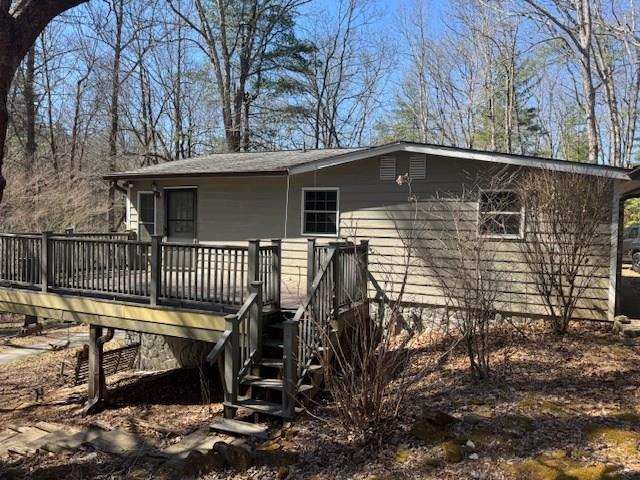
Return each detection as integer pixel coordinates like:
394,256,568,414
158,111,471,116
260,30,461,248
0,322,638,479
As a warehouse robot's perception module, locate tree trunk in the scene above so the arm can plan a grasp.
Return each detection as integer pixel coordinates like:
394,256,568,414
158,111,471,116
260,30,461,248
108,0,124,231
24,46,36,168
42,37,58,172
0,86,9,204
0,19,17,205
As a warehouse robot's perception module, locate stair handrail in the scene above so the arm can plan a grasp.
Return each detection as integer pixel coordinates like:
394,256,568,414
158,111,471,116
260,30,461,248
207,280,263,418
281,246,339,418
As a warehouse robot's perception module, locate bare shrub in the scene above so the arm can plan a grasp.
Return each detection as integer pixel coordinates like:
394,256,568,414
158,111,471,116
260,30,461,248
517,169,612,335
312,242,447,441
0,165,109,232
398,172,514,380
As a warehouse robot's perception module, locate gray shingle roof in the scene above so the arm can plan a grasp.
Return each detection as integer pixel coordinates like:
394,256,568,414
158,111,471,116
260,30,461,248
104,141,632,181
105,148,365,179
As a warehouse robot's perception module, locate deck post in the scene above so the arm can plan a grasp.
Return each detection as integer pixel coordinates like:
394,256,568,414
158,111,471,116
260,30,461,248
40,232,50,292
247,239,260,292
127,231,137,272
271,239,282,309
150,234,162,305
329,243,340,316
249,280,263,362
282,320,298,419
224,313,240,418
359,240,369,302
306,238,316,295
83,325,114,416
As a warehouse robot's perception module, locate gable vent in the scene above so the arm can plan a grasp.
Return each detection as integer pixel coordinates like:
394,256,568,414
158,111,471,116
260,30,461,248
409,155,426,180
379,156,396,181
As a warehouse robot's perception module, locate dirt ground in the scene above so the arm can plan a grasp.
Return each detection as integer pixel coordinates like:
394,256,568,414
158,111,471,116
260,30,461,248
0,322,639,479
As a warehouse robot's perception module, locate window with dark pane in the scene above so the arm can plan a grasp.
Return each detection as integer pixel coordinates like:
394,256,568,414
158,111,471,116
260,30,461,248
138,192,155,241
303,189,338,235
478,190,523,238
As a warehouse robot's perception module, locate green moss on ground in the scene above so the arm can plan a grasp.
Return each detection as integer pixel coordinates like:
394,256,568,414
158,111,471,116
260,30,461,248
509,455,621,480
440,440,464,463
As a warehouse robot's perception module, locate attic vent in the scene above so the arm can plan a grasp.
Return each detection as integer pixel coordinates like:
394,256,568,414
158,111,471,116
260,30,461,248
409,155,426,180
379,157,396,181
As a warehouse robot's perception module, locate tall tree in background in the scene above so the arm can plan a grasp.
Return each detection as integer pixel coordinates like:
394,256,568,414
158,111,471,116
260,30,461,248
168,0,309,152
0,0,89,204
520,0,599,162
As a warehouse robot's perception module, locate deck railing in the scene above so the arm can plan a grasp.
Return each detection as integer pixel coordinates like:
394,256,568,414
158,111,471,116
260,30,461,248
0,234,42,287
161,242,248,306
0,233,282,311
49,236,151,298
282,239,369,418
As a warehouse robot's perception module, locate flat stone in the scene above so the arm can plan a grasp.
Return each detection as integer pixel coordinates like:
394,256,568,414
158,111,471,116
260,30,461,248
86,426,152,455
40,431,87,453
214,441,254,470
210,418,270,440
622,326,640,338
162,427,224,460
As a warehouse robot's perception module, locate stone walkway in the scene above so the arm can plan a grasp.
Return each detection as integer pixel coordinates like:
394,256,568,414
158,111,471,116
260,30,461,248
0,419,297,476
0,421,230,467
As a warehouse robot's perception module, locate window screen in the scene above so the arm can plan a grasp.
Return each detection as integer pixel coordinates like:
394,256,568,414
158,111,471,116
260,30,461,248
302,189,338,235
478,190,523,238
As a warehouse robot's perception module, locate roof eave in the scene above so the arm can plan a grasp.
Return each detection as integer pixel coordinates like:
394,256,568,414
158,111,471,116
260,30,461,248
287,142,631,180
103,169,289,181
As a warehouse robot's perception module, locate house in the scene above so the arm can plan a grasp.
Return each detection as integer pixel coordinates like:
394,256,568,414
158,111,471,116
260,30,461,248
0,141,637,421
107,141,634,322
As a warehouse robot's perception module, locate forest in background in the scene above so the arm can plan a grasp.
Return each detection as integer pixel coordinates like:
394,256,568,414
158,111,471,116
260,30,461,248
0,0,639,232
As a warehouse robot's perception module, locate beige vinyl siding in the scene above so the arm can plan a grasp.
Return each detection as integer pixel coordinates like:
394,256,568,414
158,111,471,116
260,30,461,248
126,152,614,321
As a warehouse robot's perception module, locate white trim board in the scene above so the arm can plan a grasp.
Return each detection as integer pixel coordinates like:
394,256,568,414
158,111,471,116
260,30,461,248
287,143,630,180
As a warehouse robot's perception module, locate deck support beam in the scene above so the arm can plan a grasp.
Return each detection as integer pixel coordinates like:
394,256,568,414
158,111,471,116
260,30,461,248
82,325,115,416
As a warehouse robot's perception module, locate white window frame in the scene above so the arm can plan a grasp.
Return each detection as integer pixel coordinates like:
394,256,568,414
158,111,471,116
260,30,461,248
137,190,157,238
301,187,340,237
477,189,524,240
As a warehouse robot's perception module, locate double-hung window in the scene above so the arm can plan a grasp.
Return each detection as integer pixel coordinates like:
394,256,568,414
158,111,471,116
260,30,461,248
302,188,339,236
478,190,523,239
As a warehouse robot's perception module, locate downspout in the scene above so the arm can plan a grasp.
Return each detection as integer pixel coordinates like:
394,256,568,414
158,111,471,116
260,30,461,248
284,171,290,239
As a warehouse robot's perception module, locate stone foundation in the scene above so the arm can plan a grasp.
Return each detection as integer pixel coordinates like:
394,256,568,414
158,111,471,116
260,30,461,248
126,332,214,371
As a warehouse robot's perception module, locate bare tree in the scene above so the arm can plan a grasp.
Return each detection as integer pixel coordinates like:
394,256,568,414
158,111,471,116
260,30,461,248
168,0,307,152
0,0,89,204
297,0,388,148
520,0,599,163
518,169,611,334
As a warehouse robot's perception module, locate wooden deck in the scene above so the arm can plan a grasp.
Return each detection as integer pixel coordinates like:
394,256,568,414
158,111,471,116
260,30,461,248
0,232,372,419
0,233,287,341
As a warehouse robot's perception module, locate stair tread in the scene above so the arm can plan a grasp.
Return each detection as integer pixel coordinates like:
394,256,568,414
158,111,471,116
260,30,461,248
236,399,285,417
209,418,270,440
262,338,284,348
257,357,284,368
241,376,284,390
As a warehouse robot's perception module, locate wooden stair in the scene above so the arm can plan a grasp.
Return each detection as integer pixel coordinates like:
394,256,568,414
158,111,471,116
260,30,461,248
224,312,322,420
